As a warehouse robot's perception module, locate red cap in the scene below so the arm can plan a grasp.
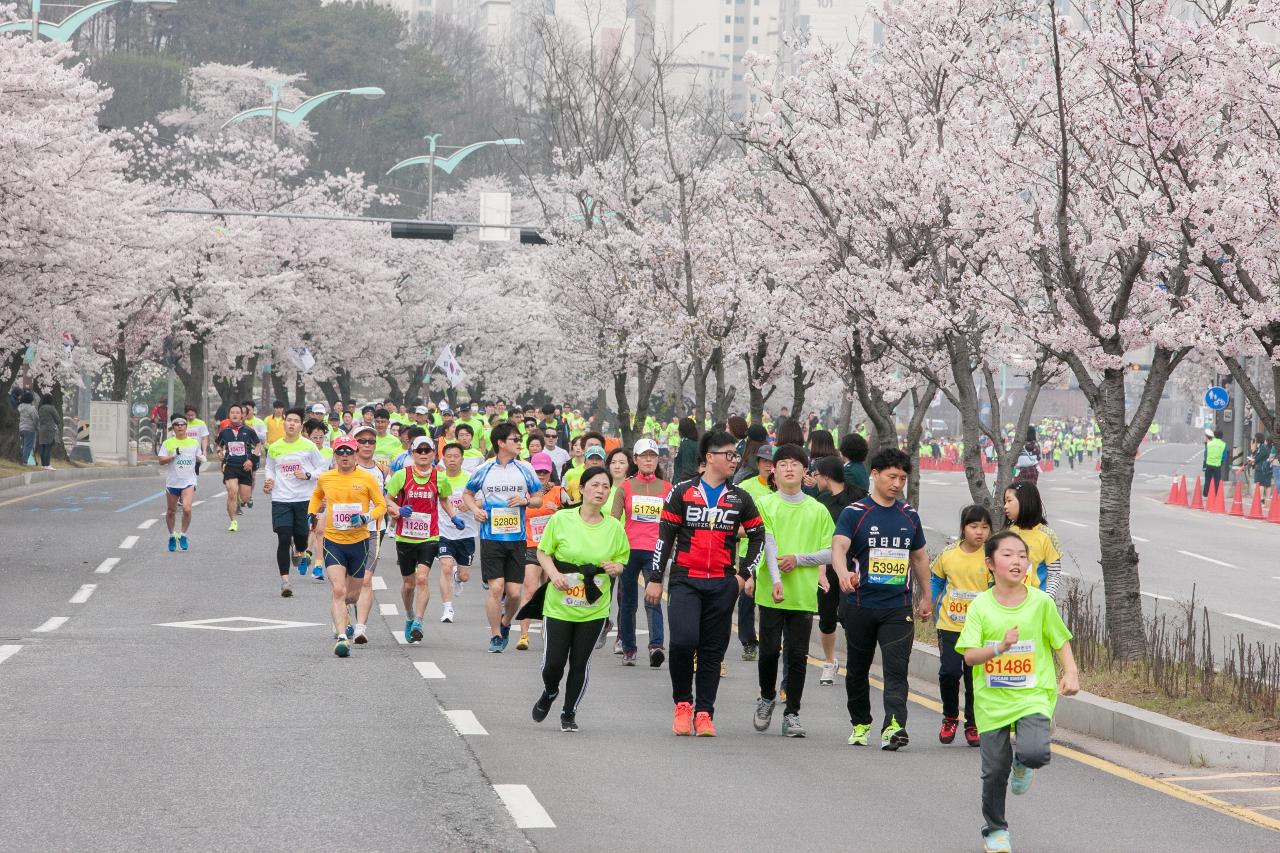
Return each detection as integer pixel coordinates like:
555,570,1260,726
332,435,358,452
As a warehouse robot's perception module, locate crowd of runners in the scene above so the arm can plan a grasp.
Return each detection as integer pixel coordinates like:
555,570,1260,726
158,398,1079,853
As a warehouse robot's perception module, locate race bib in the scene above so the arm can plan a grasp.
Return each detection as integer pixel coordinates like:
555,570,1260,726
867,547,909,585
630,495,663,523
332,502,361,531
529,514,551,543
984,641,1036,689
279,460,302,477
561,573,599,608
227,441,246,457
402,512,433,539
175,453,194,469
945,589,980,624
489,507,521,535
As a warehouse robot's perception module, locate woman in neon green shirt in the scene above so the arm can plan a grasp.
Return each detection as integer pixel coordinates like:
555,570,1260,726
530,465,628,732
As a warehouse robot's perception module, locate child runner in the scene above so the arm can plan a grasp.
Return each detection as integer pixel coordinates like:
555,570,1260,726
930,504,992,747
956,530,1079,853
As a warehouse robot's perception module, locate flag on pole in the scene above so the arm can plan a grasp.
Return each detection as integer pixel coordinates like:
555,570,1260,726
435,346,466,388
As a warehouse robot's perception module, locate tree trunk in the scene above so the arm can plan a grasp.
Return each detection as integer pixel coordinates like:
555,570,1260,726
403,363,429,407
712,349,734,423
1096,435,1145,662
294,372,306,411
184,341,206,418
838,388,854,436
791,354,814,418
904,382,937,508
591,387,607,432
0,352,23,458
109,336,129,402
744,335,777,424
271,371,291,409
614,369,634,446
317,380,340,409
691,354,708,424
380,373,404,407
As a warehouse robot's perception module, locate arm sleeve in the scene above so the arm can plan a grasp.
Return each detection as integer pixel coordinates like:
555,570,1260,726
737,493,766,580
795,549,833,566
763,532,781,584
265,450,277,481
648,488,682,584
1043,527,1063,599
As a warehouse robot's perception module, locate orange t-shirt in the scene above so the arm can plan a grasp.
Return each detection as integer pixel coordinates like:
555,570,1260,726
525,485,565,547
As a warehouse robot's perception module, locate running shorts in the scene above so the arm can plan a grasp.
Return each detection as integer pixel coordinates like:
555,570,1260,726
438,537,475,567
323,537,372,579
271,500,310,537
222,466,253,486
480,539,525,584
396,539,441,577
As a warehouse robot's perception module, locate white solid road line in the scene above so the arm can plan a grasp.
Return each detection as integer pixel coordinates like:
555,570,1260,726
493,784,555,829
69,584,97,605
95,557,121,575
372,577,387,591
413,662,445,679
1175,549,1238,569
192,500,204,506
213,490,227,498
119,536,139,550
379,602,398,616
0,645,22,665
1131,535,1150,543
137,518,157,530
444,709,489,736
33,617,69,633
1058,518,1087,528
1141,591,1175,602
1224,613,1280,631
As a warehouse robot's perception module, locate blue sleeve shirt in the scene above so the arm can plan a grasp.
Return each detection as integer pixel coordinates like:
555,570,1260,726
466,458,543,541
834,497,927,609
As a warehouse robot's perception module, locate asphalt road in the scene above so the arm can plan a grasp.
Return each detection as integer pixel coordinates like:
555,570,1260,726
1,470,1277,852
915,442,1280,649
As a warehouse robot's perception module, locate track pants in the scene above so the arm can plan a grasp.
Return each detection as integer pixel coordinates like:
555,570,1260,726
843,605,914,730
758,605,813,715
937,629,975,726
541,617,606,715
668,576,738,716
981,714,1052,836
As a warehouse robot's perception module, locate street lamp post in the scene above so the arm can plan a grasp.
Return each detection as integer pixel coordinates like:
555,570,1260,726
387,136,524,220
0,0,177,43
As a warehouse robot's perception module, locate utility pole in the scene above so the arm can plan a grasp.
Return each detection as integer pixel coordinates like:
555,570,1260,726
31,0,39,43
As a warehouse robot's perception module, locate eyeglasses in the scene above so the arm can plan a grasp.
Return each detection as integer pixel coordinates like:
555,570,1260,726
356,438,375,445
412,447,434,454
708,450,740,461
334,448,356,456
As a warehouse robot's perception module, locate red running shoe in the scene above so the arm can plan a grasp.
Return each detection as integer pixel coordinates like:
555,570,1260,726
939,716,959,744
694,711,717,737
964,725,981,747
672,702,693,736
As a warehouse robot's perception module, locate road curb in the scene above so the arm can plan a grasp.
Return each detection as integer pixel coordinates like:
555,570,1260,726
904,640,1280,771
0,464,158,495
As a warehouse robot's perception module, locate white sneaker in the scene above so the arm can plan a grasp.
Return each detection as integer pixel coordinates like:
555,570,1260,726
452,569,463,596
441,604,455,624
820,660,838,685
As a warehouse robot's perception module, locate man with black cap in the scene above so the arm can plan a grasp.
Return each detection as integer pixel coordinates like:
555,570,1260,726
812,454,861,684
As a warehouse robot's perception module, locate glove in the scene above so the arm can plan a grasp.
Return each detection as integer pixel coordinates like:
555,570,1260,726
349,513,368,527
307,513,317,528
398,505,414,519
451,515,466,531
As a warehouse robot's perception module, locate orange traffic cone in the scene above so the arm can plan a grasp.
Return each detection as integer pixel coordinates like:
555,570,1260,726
1228,481,1245,517
1269,490,1280,524
1189,476,1204,510
1209,479,1226,513
1165,479,1180,505
1176,475,1188,505
1246,485,1264,520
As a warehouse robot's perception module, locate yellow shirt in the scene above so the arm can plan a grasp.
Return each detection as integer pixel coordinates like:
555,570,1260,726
931,543,990,632
1009,523,1062,592
265,416,285,446
308,467,386,545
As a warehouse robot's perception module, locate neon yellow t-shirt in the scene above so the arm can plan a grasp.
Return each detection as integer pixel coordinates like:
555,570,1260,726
538,507,629,622
754,492,835,613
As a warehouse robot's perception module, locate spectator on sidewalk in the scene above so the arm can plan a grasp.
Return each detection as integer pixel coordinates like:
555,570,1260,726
37,394,60,470
17,391,37,465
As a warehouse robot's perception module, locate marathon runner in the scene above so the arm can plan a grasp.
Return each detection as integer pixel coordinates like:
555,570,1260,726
831,447,932,750
158,413,204,552
302,418,331,581
351,423,389,643
184,404,209,478
436,442,477,622
464,422,544,652
646,430,766,737
811,455,859,685
612,438,669,667
215,403,259,532
263,407,324,598
931,504,992,747
517,452,565,650
308,434,386,658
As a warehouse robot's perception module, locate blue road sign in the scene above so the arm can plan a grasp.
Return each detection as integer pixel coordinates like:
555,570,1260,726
1204,386,1230,411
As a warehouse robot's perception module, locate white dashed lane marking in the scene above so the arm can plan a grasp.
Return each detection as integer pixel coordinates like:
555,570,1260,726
413,662,445,679
1176,549,1237,569
95,558,120,574
33,617,69,633
137,518,157,530
1224,613,1280,631
379,603,398,616
493,784,555,829
119,536,139,550
0,645,22,665
69,585,97,604
444,710,488,735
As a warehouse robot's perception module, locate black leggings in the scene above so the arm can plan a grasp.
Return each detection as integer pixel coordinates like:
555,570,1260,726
39,443,53,467
275,530,308,576
542,617,606,715
938,628,975,726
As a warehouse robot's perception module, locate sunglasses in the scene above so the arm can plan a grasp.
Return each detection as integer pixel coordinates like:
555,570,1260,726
356,438,375,445
412,447,434,454
334,447,356,456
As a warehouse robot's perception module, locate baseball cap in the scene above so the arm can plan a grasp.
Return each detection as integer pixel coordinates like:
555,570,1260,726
756,444,775,461
410,436,435,452
633,438,659,456
815,455,844,482
458,401,472,412
747,424,769,442
440,405,453,415
585,445,607,460
414,405,428,415
530,451,554,472
351,424,376,437
332,435,358,453
309,403,326,414
1204,429,1214,438
327,412,339,421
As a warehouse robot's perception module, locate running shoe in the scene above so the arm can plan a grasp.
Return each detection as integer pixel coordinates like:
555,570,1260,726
1010,759,1033,795
409,620,423,644
983,829,1012,853
595,619,612,650
613,638,623,655
847,723,871,746
672,702,694,736
344,622,354,641
168,535,177,553
741,642,759,662
179,534,188,551
312,564,324,581
228,519,238,532
516,633,529,651
297,551,311,576
488,636,504,653
622,650,637,666
452,568,462,596
881,718,909,751
693,711,716,737
500,621,511,642
334,638,350,658
532,690,556,723
280,582,292,598
819,660,838,685
649,647,665,668
404,619,414,643
441,604,454,623
781,714,806,738
939,716,959,744
560,713,578,733
246,499,254,509
965,725,981,747
353,625,368,645
753,697,776,732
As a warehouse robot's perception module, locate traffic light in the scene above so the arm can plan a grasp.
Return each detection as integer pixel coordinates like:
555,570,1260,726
520,228,547,245
391,222,455,240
